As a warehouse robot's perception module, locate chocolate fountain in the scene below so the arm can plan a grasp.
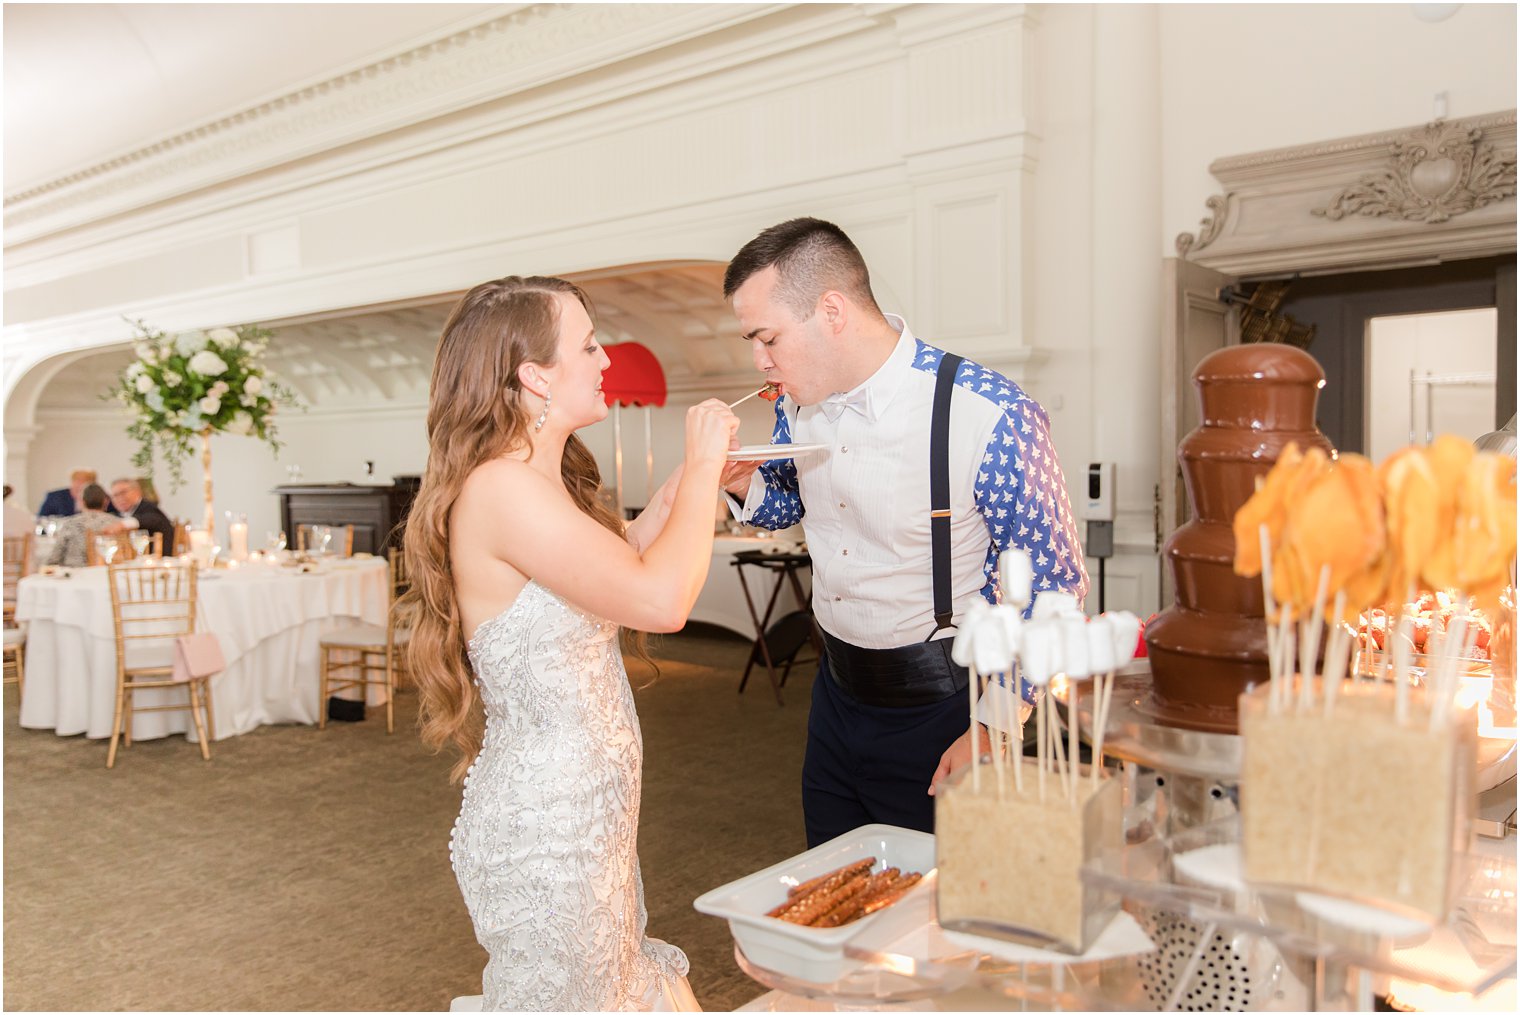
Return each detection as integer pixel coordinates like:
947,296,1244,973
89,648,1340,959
1144,343,1334,733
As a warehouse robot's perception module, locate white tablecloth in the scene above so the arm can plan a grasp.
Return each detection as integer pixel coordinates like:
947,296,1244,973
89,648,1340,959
687,536,811,638
15,558,390,743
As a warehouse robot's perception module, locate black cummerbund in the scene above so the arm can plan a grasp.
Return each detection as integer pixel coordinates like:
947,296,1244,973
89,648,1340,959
821,628,969,708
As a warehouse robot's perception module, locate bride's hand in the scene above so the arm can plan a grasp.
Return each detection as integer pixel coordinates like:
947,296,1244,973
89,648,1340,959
685,399,740,470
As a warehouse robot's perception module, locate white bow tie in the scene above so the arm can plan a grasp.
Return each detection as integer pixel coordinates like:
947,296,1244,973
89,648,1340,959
818,388,870,423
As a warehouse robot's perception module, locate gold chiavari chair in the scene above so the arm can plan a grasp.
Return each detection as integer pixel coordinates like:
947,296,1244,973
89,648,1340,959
297,524,355,557
2,534,29,703
106,562,212,768
171,520,191,556
85,531,163,565
317,550,410,734
3,533,31,624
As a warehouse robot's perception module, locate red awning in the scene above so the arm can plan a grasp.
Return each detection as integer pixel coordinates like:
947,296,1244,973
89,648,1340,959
602,342,667,408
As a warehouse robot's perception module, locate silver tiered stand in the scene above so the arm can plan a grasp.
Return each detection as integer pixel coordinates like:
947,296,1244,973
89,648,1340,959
729,659,1515,1011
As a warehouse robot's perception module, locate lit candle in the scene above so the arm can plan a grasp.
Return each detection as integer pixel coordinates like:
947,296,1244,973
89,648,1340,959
188,530,212,568
228,520,249,562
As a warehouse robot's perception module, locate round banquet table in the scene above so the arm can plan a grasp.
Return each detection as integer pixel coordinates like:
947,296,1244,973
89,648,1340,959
14,557,391,744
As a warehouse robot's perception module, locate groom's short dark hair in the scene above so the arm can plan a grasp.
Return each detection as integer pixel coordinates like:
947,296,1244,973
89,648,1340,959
724,217,880,320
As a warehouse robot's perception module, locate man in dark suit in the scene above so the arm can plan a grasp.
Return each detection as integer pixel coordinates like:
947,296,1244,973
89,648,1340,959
37,469,99,517
108,477,175,551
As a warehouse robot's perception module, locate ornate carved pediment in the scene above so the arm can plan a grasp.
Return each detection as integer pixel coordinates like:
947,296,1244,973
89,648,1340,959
1175,111,1517,276
1314,119,1517,224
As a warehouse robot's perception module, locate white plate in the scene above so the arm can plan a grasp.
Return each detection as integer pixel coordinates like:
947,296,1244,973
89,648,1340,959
693,823,935,984
726,443,829,463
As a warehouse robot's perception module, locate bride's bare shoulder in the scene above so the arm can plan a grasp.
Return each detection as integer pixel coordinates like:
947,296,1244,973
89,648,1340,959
458,456,545,500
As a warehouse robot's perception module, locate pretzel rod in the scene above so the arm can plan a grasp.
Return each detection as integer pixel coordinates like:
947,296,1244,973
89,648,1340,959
803,872,874,927
769,858,874,917
814,869,900,928
861,873,923,915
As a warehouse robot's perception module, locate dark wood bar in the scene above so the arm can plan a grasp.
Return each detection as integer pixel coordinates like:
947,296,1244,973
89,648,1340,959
272,477,419,555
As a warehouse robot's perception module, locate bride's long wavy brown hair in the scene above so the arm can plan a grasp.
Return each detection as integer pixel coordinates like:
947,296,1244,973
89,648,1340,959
401,276,638,782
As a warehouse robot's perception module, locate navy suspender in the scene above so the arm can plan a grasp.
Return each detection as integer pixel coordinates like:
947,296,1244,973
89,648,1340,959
926,353,963,641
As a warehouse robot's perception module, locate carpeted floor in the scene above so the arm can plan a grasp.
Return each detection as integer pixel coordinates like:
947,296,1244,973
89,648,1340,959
2,625,815,1012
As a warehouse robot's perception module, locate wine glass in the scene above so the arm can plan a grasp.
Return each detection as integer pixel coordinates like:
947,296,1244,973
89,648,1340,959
315,525,334,556
267,530,287,552
129,531,152,558
95,535,121,566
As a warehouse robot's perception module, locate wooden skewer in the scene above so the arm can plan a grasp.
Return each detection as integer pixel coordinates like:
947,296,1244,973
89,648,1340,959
727,384,776,409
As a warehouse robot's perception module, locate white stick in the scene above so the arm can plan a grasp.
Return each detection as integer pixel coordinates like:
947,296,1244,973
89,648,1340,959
1037,694,1047,804
992,672,1006,801
1392,609,1415,726
969,662,981,795
1048,689,1070,802
1012,665,1025,795
1324,592,1350,716
1431,602,1475,731
1091,670,1114,790
1298,565,1331,713
1258,525,1279,694
1068,680,1080,806
1273,605,1295,714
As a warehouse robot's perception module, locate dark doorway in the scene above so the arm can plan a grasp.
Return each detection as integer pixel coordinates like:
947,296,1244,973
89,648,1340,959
1265,255,1516,453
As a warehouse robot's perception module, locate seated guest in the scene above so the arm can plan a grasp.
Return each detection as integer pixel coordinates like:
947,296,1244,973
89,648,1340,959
37,468,98,518
108,477,174,551
45,485,118,567
3,484,34,538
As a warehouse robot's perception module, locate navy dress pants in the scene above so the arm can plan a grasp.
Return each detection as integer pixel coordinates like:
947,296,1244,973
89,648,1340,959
801,652,971,848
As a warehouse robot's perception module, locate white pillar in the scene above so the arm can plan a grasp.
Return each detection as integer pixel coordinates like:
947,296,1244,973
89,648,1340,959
1090,3,1163,594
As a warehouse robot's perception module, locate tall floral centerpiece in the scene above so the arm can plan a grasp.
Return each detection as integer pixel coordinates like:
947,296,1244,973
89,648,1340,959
108,321,300,533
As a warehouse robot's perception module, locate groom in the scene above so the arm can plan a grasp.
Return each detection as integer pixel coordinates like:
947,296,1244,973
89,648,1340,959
721,218,1088,847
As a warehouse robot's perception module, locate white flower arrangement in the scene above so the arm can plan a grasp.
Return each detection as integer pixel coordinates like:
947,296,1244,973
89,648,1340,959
107,320,301,489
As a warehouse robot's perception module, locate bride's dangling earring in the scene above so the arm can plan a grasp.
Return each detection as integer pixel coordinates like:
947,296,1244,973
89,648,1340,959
534,389,552,432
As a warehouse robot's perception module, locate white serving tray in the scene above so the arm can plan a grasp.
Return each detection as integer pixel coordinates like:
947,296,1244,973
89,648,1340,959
693,823,936,984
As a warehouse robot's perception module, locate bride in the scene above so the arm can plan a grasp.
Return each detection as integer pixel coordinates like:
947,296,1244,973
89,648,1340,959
402,276,738,1011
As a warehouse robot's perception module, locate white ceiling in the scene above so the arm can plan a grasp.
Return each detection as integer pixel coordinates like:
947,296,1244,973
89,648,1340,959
10,6,751,411
39,263,748,410
3,2,494,192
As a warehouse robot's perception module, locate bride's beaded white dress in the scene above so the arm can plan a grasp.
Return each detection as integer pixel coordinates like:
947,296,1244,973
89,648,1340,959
448,581,698,1011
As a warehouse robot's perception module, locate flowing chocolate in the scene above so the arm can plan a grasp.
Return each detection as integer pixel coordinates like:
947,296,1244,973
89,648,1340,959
1144,343,1334,732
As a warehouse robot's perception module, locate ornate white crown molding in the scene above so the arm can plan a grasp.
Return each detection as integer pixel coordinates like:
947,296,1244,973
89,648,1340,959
1175,111,1517,276
3,3,786,241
